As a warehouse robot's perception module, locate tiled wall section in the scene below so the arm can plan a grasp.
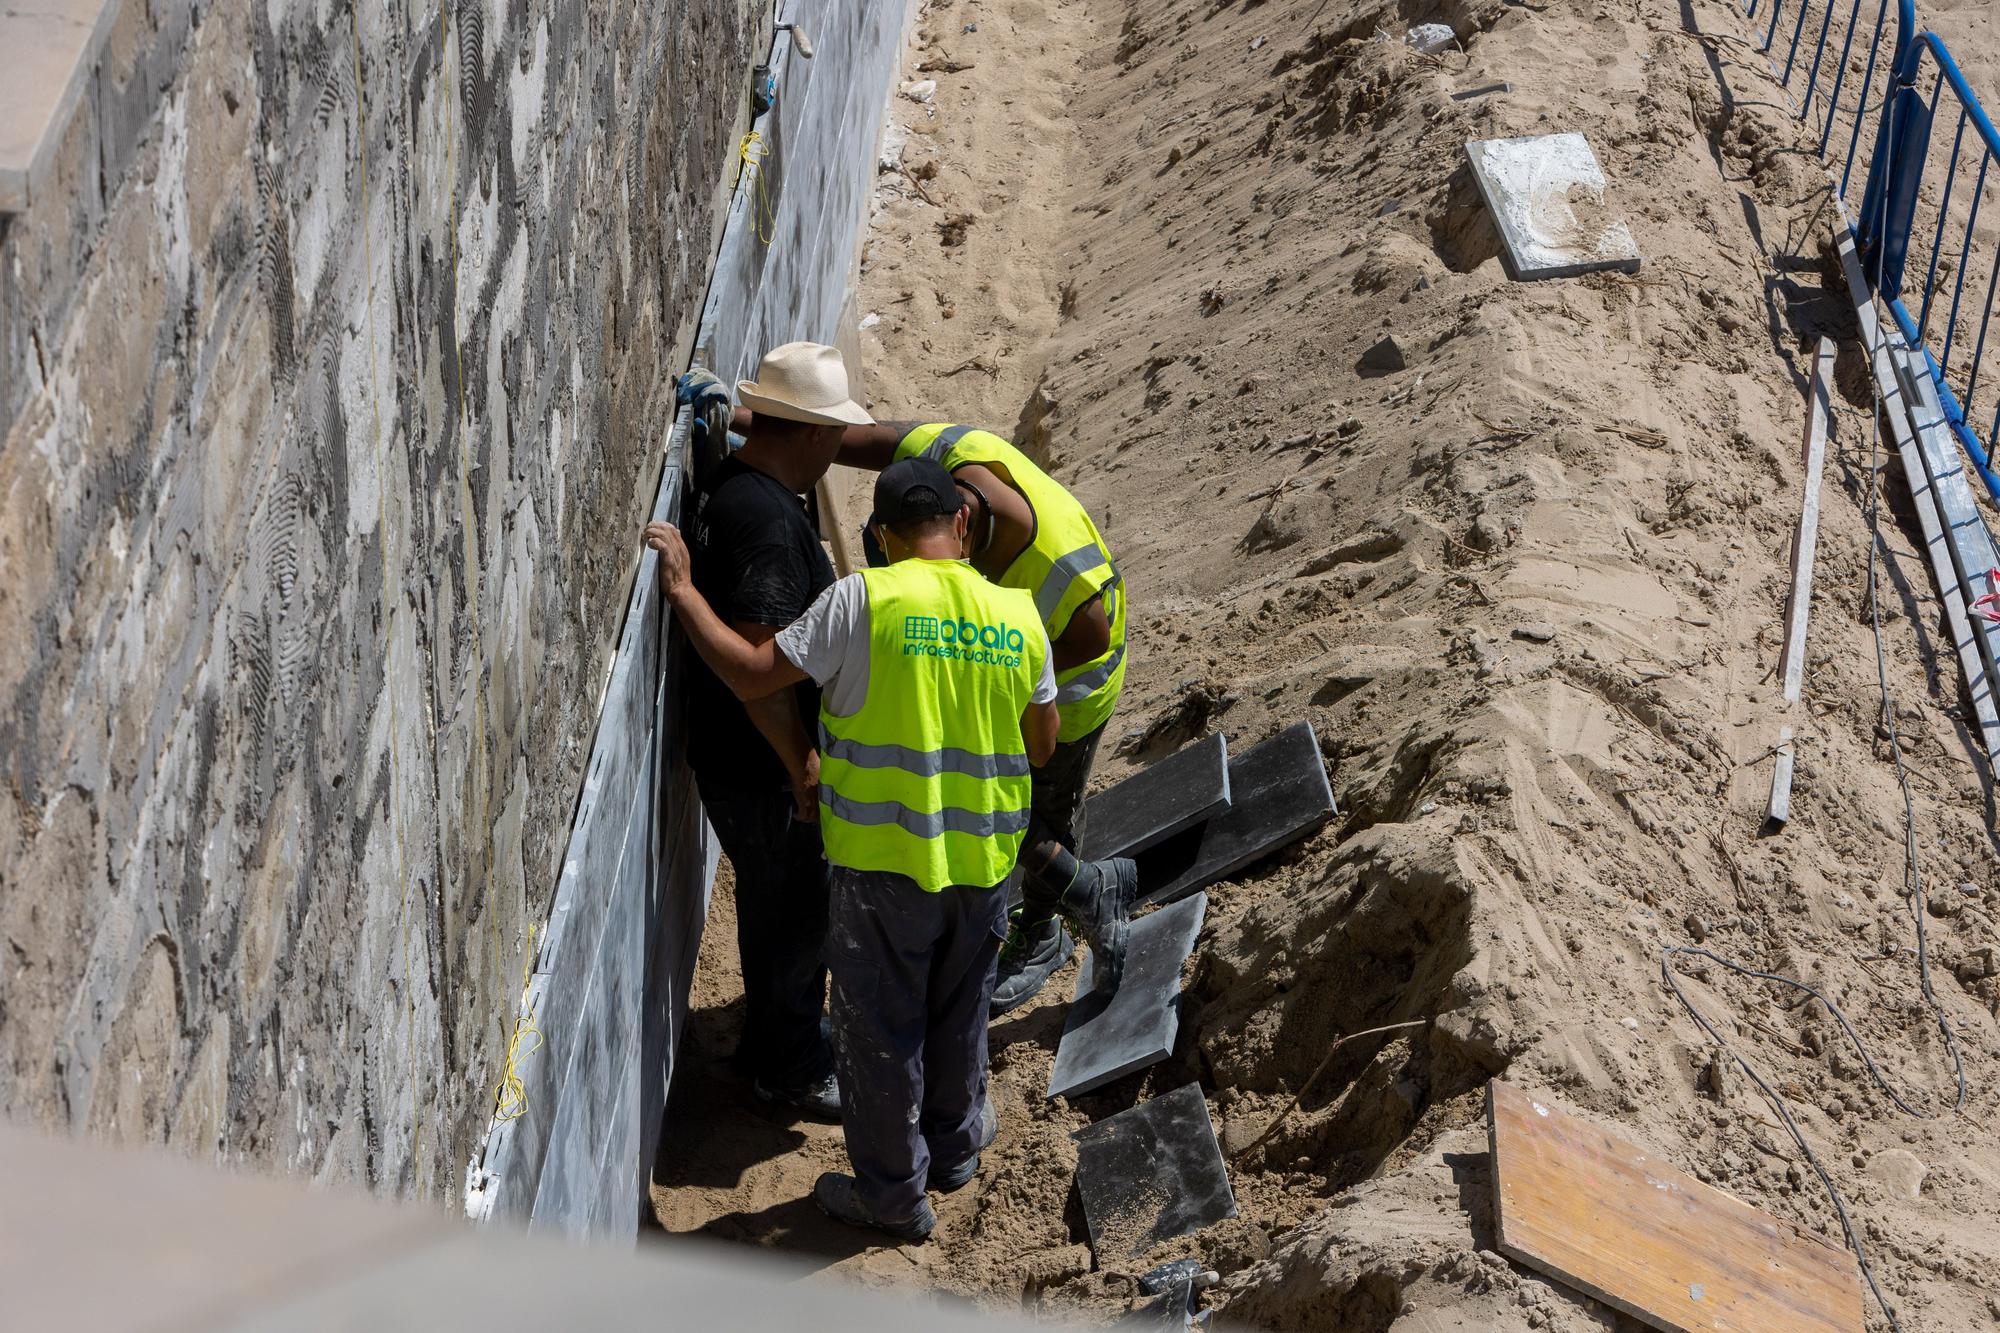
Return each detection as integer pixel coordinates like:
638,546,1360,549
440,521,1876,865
0,0,761,1204
466,0,914,1237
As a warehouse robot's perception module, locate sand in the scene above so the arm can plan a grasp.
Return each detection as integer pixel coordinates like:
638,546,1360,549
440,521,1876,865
649,0,2000,1327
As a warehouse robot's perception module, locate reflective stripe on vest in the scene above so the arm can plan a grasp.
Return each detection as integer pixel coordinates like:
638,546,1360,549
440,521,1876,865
918,424,977,461
1035,543,1113,623
817,559,1044,891
1056,641,1126,704
896,424,1128,743
819,731,1032,780
818,787,1032,840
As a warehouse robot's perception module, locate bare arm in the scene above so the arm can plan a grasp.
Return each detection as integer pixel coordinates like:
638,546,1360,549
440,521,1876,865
834,422,918,472
1022,699,1060,768
730,407,917,471
734,621,821,821
1050,594,1112,673
644,523,809,702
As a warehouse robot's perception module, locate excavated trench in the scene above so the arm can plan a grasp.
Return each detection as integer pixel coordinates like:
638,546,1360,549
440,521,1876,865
650,0,2000,1327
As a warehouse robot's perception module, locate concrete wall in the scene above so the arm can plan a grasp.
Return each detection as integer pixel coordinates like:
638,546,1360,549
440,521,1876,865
466,0,915,1236
0,0,759,1203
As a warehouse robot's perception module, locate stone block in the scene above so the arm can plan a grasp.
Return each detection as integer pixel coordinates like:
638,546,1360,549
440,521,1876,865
0,0,121,213
1134,721,1335,907
1073,1084,1236,1261
1464,133,1641,281
1047,894,1207,1101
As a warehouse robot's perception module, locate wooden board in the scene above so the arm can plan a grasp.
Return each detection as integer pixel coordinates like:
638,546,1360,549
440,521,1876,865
1487,1082,1862,1333
1766,725,1795,826
1778,338,1832,705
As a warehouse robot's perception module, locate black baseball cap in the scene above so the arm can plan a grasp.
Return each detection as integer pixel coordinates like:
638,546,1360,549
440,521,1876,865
871,456,966,526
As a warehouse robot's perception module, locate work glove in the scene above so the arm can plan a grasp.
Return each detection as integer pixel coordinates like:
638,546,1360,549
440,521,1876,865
675,367,730,413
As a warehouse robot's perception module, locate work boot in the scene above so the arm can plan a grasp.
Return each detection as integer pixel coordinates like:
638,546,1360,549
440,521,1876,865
813,1172,936,1243
1061,857,1140,995
989,913,1077,1015
928,1094,999,1192
753,1070,842,1122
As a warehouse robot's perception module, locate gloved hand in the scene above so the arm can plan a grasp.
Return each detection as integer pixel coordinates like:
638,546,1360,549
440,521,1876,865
676,367,729,412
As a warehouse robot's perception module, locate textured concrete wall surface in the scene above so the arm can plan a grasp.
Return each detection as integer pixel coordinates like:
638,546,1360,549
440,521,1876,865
0,0,759,1204
467,0,915,1236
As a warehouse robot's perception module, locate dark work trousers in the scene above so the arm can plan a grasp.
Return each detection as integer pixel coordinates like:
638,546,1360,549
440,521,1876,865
695,770,835,1090
1018,721,1108,921
825,866,1010,1222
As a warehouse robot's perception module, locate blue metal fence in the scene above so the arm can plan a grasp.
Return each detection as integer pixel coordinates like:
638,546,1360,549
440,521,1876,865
1867,35,2000,496
1746,0,2000,500
1745,0,1914,204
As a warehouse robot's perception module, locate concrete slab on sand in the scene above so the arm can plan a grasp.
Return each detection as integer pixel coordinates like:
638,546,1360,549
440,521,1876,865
0,0,121,212
1079,731,1230,861
1047,892,1207,1100
1464,132,1641,281
1133,720,1335,907
1074,1084,1237,1261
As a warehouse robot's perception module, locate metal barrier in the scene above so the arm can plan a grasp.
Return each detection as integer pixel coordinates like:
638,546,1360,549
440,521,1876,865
1744,0,2000,500
1866,34,2000,496
1744,0,1914,207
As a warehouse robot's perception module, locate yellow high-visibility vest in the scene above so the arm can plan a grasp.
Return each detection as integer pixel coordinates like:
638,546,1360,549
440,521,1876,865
817,559,1045,891
896,425,1126,742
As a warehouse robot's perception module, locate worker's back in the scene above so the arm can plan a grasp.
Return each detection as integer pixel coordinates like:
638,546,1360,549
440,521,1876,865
894,425,1127,742
817,558,1046,892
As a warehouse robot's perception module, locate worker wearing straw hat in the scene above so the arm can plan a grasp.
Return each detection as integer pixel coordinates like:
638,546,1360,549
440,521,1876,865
672,341,872,1121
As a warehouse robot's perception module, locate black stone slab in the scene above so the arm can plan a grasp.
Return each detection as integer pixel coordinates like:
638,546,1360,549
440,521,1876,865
1080,732,1231,862
1133,721,1334,908
1047,894,1207,1100
1074,1084,1237,1261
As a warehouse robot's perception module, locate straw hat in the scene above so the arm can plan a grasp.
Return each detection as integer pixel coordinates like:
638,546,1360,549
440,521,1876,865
736,341,873,427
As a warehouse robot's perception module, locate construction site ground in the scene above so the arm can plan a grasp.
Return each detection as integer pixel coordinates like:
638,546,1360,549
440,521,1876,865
647,0,2000,1327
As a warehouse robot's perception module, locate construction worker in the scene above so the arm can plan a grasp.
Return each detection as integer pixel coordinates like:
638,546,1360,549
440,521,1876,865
674,342,871,1120
728,411,1134,1011
644,457,1058,1243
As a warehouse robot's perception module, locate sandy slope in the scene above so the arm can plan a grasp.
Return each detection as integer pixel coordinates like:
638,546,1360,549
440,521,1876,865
650,0,2000,1327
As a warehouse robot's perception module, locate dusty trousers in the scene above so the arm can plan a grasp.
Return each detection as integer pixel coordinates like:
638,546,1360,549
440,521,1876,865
825,866,1010,1222
694,771,834,1089
1018,721,1107,918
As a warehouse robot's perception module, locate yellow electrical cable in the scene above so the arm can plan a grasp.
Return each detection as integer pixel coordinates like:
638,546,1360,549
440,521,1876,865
350,0,426,1190
492,925,543,1122
739,131,774,245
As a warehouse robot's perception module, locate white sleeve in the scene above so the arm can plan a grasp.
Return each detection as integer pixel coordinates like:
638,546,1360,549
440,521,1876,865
775,574,867,687
1031,628,1058,705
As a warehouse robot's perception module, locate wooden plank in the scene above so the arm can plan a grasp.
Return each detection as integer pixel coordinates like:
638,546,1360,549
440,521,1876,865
1836,230,2000,760
1779,339,1833,705
1487,1081,1862,1333
1767,725,1795,826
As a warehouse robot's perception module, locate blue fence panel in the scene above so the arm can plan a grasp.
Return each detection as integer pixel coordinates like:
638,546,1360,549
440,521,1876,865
1744,0,2000,498
1874,34,2000,497
1743,0,1914,203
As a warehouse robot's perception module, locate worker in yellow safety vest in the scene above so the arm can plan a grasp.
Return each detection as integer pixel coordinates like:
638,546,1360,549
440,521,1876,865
822,417,1138,1012
645,457,1059,1242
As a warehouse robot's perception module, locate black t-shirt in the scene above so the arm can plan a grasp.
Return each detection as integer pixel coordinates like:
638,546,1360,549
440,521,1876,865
685,456,834,789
